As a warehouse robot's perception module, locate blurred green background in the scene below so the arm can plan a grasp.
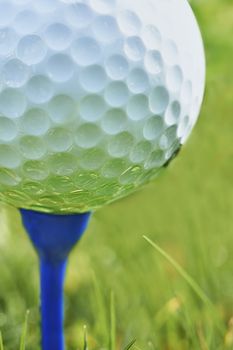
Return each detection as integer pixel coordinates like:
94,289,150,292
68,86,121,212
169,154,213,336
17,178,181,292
0,0,232,349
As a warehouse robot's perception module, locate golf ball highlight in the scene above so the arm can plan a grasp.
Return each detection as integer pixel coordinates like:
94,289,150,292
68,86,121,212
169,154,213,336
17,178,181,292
0,0,205,213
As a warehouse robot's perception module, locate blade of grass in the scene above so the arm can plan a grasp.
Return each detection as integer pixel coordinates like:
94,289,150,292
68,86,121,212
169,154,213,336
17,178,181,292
143,236,211,305
110,291,116,350
143,236,225,335
92,272,108,340
83,325,88,350
20,310,29,350
0,331,4,350
123,339,136,350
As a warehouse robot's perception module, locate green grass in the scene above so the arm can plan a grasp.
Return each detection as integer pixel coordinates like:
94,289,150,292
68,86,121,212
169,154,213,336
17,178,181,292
0,312,29,350
0,0,233,349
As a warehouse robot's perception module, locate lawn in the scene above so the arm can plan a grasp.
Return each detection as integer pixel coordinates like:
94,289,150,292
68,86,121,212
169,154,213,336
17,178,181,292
0,0,233,349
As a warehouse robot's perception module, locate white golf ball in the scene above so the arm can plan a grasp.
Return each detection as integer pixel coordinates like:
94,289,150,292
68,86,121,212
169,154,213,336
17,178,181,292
0,0,205,213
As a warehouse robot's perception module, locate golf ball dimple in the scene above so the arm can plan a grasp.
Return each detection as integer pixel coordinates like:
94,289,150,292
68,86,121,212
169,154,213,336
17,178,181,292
0,0,205,213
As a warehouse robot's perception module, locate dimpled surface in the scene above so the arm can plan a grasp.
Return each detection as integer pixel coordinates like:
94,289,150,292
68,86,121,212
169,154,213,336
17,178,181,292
0,0,205,213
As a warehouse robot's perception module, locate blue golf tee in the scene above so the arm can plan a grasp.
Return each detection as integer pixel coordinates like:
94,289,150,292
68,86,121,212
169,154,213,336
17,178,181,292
20,209,91,350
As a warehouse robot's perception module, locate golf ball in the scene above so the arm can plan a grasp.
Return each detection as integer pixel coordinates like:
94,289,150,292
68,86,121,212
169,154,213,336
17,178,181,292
0,0,205,213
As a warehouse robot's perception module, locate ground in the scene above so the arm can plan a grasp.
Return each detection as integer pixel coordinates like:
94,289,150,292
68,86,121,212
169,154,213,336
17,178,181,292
0,0,233,349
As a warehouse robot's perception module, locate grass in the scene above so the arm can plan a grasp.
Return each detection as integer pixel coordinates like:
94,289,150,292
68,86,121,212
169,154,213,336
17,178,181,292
143,237,213,309
0,0,233,349
19,312,29,350
143,236,225,337
0,312,29,350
